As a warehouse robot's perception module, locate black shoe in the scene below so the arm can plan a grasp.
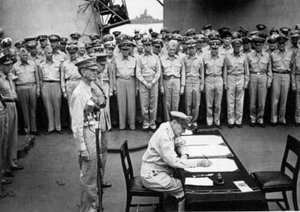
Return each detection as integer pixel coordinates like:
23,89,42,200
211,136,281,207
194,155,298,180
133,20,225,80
271,123,277,127
250,123,256,127
4,171,14,178
30,131,40,136
258,123,265,128
236,124,243,128
279,122,288,126
102,182,112,188
44,130,54,135
215,124,222,129
1,179,12,185
56,130,63,135
228,124,234,128
10,165,24,171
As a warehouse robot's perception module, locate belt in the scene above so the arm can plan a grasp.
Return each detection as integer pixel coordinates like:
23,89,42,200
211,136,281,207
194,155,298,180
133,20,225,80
163,75,180,80
251,71,266,75
117,76,134,80
66,78,80,82
295,73,300,76
186,76,200,79
206,74,222,78
228,73,244,76
16,82,36,86
273,70,289,74
43,80,60,83
2,99,16,103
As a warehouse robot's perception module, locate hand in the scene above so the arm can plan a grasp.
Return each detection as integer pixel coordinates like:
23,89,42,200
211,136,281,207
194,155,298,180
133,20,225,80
243,84,247,90
160,87,164,95
37,90,40,97
200,85,204,92
80,150,90,161
147,82,153,89
224,85,229,90
197,159,212,167
180,86,184,95
63,91,67,99
109,92,113,97
181,154,188,160
292,85,297,91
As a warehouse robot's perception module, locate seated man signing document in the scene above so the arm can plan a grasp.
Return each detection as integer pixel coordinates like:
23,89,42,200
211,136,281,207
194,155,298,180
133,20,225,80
140,111,212,212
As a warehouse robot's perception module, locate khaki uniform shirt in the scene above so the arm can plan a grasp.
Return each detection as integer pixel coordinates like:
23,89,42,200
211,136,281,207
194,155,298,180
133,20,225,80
270,49,293,73
39,60,61,82
203,53,226,77
247,51,272,83
136,52,161,85
161,54,186,86
11,60,38,85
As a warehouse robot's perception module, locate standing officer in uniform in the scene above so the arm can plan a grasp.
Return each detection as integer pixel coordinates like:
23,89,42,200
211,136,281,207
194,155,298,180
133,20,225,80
37,35,48,57
291,45,300,126
60,37,68,53
11,48,40,135
39,46,63,134
70,57,106,212
112,39,137,130
140,111,211,212
27,39,43,66
0,55,24,172
70,32,81,42
184,39,204,127
48,35,67,63
224,38,249,128
160,40,185,121
247,36,272,127
270,35,293,126
203,38,226,128
136,37,161,130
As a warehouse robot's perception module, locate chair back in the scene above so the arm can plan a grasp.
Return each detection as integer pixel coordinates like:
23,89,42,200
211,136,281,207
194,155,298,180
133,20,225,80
120,141,134,192
281,135,300,187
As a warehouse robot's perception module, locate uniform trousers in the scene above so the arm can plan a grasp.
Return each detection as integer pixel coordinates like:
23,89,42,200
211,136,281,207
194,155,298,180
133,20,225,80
116,77,136,130
0,109,8,183
41,82,62,131
5,103,18,168
16,84,37,132
185,77,201,123
226,75,245,125
295,75,300,123
102,81,111,126
79,125,101,212
249,74,268,124
141,162,184,199
139,81,159,127
270,73,290,124
205,76,223,126
100,131,108,179
163,77,180,121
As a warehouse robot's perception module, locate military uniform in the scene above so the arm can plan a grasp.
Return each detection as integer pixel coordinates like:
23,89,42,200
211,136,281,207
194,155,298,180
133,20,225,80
11,58,39,133
160,50,185,121
39,59,62,133
136,38,161,130
291,50,300,125
270,40,293,125
224,49,249,126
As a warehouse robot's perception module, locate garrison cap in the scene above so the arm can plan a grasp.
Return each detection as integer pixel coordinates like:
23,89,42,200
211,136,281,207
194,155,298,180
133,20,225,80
104,41,115,49
66,42,78,53
14,40,24,48
112,31,121,37
280,27,291,36
48,34,60,42
269,28,279,35
89,33,100,41
185,39,196,48
141,37,152,45
70,32,81,40
37,35,48,41
202,23,212,30
251,35,266,43
152,38,163,47
185,28,196,36
170,111,192,130
75,57,98,73
0,54,13,65
242,37,252,44
238,27,248,36
276,35,289,43
60,37,68,45
267,35,278,44
103,34,114,43
85,42,93,49
150,31,159,39
256,24,267,31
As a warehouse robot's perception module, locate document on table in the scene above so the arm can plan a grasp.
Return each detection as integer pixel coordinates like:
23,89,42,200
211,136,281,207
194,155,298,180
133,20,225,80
185,177,213,186
187,145,232,158
182,135,225,146
185,158,238,172
181,129,193,135
233,180,253,192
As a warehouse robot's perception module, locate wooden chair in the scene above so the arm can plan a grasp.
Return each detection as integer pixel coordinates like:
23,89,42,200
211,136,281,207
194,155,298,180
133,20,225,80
251,135,300,210
119,141,164,212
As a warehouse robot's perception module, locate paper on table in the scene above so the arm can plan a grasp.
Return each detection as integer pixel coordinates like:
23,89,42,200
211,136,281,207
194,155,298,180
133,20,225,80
233,180,253,192
181,129,193,135
185,158,238,172
185,177,213,186
188,145,232,158
182,135,225,146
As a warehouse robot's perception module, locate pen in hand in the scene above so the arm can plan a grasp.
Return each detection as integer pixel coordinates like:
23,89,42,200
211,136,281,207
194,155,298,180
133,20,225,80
202,153,213,167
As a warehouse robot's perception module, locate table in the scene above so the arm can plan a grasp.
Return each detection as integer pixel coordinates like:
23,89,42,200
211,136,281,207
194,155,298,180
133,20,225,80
182,129,269,211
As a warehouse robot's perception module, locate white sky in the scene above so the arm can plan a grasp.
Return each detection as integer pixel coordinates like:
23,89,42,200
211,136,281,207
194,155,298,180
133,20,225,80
116,0,163,19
